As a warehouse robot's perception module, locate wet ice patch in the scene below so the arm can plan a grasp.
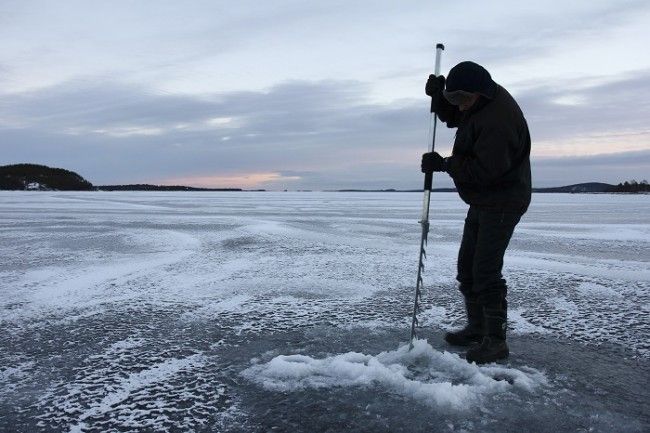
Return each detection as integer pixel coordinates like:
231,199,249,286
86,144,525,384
242,339,547,409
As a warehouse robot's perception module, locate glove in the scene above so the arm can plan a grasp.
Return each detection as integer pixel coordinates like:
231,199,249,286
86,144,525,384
421,152,446,173
425,74,445,97
425,75,446,113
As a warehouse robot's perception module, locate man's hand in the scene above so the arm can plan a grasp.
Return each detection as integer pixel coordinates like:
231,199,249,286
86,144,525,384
425,74,445,97
421,152,446,173
426,75,446,113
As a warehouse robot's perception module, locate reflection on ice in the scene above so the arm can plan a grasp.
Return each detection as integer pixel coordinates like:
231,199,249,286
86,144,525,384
242,339,547,409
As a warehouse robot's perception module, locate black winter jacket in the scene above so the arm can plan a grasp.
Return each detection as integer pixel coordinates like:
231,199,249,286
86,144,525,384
435,85,531,213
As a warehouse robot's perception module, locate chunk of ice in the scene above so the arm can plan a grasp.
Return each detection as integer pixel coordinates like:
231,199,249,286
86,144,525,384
241,339,547,409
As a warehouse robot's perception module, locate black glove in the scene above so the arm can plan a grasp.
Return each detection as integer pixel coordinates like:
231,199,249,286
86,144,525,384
425,75,446,113
421,152,446,173
425,74,445,97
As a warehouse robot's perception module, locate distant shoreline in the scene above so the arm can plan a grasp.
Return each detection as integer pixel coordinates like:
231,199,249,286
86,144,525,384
96,184,249,192
4,189,649,195
2,164,648,194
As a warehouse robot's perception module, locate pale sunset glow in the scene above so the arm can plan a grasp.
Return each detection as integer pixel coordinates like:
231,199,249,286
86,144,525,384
161,172,301,189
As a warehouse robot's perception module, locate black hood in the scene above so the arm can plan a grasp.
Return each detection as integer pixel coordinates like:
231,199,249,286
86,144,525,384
446,61,497,99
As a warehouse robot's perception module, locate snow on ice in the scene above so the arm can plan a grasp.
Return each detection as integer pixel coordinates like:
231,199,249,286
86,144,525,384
1,191,648,432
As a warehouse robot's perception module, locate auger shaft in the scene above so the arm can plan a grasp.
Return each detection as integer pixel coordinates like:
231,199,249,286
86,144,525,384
409,43,444,349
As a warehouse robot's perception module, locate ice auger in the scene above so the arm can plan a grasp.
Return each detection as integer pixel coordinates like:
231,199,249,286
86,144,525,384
409,43,444,349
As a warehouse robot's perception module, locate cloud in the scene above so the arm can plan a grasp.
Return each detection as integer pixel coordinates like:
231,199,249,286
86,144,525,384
535,149,650,167
0,79,434,187
449,0,650,66
532,149,650,186
515,69,650,156
1,68,649,188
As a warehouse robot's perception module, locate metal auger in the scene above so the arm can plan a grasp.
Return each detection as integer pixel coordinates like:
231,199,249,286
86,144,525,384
409,43,444,350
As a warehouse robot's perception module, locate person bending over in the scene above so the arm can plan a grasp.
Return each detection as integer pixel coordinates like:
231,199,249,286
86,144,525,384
421,61,531,364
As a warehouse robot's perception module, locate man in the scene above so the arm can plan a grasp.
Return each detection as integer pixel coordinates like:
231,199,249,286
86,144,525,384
421,61,531,364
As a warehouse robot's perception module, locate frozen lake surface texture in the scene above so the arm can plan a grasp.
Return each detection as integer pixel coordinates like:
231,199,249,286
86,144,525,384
1,191,648,432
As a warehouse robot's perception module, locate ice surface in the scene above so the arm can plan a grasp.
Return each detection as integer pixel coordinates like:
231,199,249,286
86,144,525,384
1,191,649,432
66,354,205,433
242,339,547,409
508,308,550,334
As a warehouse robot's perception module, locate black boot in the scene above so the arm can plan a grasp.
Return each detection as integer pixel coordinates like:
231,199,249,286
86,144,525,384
466,306,509,364
444,298,484,346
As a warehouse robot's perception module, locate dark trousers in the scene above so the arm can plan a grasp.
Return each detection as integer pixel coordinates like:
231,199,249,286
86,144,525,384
457,206,521,308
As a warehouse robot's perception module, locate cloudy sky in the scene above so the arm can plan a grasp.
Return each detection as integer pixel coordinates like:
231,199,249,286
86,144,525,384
1,0,649,189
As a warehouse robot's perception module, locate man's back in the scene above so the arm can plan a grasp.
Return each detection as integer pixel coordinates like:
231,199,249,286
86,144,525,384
447,85,532,213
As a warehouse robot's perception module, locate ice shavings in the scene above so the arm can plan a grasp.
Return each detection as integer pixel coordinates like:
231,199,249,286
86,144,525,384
241,339,547,409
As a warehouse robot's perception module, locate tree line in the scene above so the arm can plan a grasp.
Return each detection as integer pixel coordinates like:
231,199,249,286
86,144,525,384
612,179,650,193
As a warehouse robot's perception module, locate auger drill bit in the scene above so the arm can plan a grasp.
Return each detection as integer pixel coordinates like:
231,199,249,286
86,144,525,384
409,43,444,350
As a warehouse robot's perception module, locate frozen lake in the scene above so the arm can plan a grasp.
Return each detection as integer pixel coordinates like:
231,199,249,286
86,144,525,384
0,191,648,432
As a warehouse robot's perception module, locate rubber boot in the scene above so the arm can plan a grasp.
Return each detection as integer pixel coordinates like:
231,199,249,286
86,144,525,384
444,298,484,346
466,305,509,364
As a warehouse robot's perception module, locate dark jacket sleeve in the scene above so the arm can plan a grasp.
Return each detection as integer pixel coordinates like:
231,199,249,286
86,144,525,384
446,121,519,185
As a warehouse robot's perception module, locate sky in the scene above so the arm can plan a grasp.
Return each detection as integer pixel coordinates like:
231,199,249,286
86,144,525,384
1,0,649,189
